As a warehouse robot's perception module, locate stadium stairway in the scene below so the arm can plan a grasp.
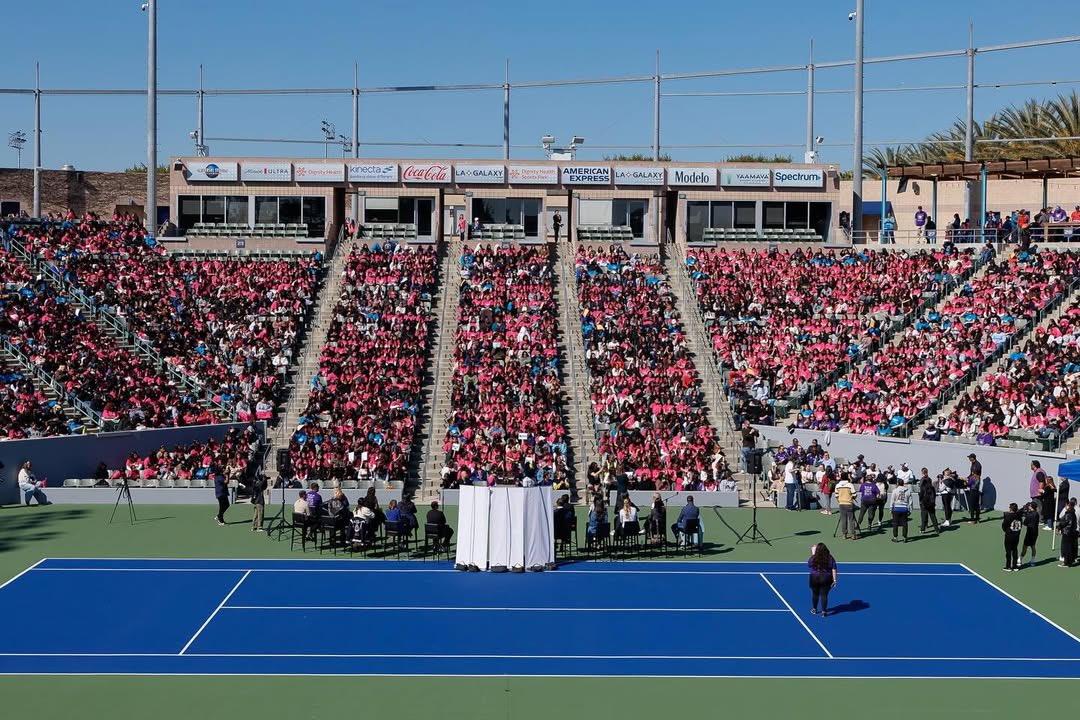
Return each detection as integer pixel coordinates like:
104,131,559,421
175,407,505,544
417,239,463,499
910,280,1079,447
0,345,100,433
411,240,458,500
3,241,230,420
553,240,596,498
267,231,358,478
661,244,753,504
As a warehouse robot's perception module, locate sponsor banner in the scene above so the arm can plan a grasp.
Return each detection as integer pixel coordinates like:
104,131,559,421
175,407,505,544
185,161,238,182
720,167,771,187
401,163,451,183
560,165,611,185
668,167,717,186
454,164,505,184
613,166,665,186
294,162,345,182
507,165,559,184
772,168,825,188
240,162,293,182
347,163,398,183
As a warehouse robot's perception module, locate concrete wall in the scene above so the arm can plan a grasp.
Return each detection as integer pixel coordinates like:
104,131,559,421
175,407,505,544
754,424,1069,510
0,167,168,218
0,422,262,506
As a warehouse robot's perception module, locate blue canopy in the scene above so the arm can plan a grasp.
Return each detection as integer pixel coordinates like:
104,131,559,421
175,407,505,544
1058,459,1080,481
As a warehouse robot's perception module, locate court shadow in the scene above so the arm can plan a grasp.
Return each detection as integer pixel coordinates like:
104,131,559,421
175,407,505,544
794,530,820,537
0,506,91,553
133,515,175,524
828,599,870,615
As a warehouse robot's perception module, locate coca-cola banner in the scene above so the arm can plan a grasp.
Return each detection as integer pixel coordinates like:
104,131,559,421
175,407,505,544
240,162,293,182
294,162,345,182
401,163,451,184
454,164,505,184
347,163,398,183
507,165,559,185
668,167,717,186
560,165,611,185
613,166,665,185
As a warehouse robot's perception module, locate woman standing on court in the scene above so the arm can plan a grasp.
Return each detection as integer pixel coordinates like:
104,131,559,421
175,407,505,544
1020,501,1041,568
807,543,838,616
1058,499,1077,567
1001,503,1022,572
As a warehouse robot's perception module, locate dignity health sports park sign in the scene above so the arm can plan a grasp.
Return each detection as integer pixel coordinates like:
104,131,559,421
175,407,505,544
454,164,505,184
294,162,345,182
507,165,559,184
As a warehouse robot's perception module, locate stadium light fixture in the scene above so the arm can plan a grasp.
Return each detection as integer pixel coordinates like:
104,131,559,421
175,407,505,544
7,131,27,168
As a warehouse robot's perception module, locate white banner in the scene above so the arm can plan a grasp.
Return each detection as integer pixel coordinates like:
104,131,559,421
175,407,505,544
507,165,559,185
561,165,611,185
240,162,292,182
294,162,345,182
184,161,238,182
347,163,398,183
401,163,451,183
720,167,772,187
668,167,717,186
613,166,665,185
454,164,505,184
773,168,825,188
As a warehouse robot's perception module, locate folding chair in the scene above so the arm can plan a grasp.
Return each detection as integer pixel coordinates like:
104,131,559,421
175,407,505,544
674,518,704,556
613,519,642,558
423,522,453,561
289,512,309,551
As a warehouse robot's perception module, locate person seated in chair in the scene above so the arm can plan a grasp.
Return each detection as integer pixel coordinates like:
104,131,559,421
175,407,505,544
348,504,376,547
385,498,402,524
327,486,351,519
306,482,324,516
586,498,609,546
616,496,639,538
426,501,454,547
400,496,419,532
646,492,667,542
553,495,574,545
671,495,700,544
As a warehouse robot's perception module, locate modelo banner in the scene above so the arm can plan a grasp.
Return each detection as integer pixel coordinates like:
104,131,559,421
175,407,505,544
507,165,559,184
561,165,611,185
720,168,771,187
613,166,665,185
294,162,345,182
668,167,717,186
454,164,505,184
401,163,451,183
772,168,825,188
347,163,398,183
240,162,293,182
185,161,238,182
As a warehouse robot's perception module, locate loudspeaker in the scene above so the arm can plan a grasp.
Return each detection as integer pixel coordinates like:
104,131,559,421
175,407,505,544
276,448,291,475
747,448,765,475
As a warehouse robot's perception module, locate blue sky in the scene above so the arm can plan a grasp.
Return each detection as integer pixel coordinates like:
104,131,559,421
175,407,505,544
1,0,1078,171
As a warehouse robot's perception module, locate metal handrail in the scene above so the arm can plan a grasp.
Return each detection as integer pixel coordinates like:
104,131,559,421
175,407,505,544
0,337,104,428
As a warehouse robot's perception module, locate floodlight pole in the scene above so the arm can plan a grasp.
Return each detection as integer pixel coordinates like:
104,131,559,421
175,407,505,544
965,22,976,221
503,59,510,160
805,39,815,162
146,0,158,232
196,64,206,156
653,50,661,161
851,0,865,233
352,62,360,221
33,63,41,218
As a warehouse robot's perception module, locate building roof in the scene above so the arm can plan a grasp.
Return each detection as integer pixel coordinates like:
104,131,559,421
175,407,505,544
886,157,1080,181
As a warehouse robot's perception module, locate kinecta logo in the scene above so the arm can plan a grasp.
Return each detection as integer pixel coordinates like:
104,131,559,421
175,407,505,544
203,163,220,179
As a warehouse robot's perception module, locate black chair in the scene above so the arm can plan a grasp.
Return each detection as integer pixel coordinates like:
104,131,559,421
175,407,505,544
384,519,416,556
644,513,667,556
674,518,704,556
585,522,611,557
554,508,578,559
317,514,347,555
290,512,310,551
423,522,453,560
613,519,642,558
345,517,375,556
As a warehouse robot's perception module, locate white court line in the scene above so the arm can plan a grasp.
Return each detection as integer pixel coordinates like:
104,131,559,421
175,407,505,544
0,558,46,592
223,605,789,613
0,672,1075,680
0,652,1077,661
959,562,1080,646
759,573,833,659
39,556,967,566
26,567,974,577
177,570,251,656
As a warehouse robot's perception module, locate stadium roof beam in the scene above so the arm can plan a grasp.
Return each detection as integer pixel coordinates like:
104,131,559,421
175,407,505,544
885,157,1080,181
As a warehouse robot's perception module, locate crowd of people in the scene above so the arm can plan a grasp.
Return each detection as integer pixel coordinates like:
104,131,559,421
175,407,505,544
289,243,437,487
686,246,976,424
809,247,1076,435
9,214,321,423
442,244,568,487
102,424,262,489
576,245,718,492
932,296,1080,443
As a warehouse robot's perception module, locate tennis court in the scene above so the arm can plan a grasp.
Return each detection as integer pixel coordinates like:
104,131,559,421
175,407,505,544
1,558,1077,678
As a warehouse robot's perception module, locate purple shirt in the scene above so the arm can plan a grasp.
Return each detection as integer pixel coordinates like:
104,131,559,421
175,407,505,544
306,490,323,512
808,556,837,579
1030,469,1046,498
914,210,927,227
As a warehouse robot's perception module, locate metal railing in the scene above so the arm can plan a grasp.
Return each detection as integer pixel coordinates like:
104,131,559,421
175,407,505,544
0,337,104,428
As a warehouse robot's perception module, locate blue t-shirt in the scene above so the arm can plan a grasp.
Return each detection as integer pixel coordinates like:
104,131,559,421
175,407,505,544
808,556,837,579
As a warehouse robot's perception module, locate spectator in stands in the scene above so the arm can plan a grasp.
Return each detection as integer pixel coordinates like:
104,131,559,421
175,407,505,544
426,501,453,546
17,460,48,506
914,206,927,239
552,211,562,243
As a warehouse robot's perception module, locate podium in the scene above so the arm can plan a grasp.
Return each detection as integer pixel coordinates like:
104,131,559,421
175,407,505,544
455,486,555,571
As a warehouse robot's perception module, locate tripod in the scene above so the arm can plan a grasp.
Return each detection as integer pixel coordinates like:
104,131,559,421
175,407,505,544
736,472,771,545
265,474,292,541
108,477,136,525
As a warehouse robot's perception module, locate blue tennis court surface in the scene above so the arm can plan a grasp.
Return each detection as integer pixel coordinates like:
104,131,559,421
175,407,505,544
1,558,1078,678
